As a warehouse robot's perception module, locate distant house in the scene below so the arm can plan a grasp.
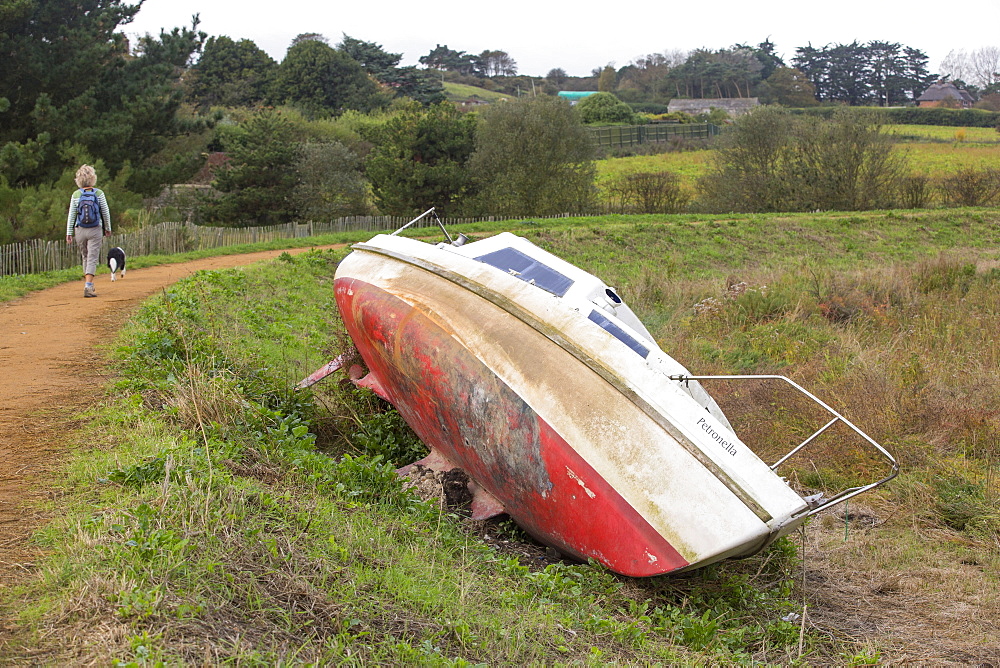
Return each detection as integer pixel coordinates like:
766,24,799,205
558,91,599,105
667,98,760,117
916,81,974,108
455,97,491,112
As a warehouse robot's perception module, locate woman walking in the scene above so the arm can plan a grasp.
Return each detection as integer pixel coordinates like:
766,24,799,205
65,165,112,297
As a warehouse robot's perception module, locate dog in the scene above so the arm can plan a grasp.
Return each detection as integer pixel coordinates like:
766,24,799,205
107,247,126,281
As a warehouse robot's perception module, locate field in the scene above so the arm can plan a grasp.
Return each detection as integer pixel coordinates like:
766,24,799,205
596,124,1000,196
2,209,998,664
442,81,510,103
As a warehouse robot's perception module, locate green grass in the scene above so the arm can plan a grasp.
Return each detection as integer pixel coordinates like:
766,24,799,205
592,124,1000,197
886,123,1000,144
1,248,812,664
5,210,1000,662
442,81,510,103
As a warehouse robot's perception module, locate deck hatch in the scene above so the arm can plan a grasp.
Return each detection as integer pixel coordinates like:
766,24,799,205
475,248,574,297
588,310,650,358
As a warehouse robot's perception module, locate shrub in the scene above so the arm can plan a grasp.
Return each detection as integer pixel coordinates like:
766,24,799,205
939,167,1000,207
465,96,596,216
292,142,371,220
697,107,907,213
896,173,934,209
576,92,636,125
605,171,690,213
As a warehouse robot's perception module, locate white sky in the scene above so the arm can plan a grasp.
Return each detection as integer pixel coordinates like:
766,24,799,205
125,0,999,78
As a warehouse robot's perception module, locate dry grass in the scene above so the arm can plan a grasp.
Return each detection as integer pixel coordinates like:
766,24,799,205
642,249,1000,664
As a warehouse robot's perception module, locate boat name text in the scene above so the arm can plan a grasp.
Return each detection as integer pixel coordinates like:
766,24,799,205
696,417,737,457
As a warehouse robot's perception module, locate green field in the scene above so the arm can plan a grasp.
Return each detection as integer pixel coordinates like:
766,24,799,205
442,81,509,103
3,209,999,664
596,125,1000,195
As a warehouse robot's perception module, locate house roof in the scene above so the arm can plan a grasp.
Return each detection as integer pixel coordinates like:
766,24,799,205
917,81,975,103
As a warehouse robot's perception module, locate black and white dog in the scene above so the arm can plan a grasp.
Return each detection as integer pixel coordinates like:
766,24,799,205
107,247,127,281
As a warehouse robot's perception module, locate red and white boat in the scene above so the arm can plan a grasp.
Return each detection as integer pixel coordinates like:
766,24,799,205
304,210,898,577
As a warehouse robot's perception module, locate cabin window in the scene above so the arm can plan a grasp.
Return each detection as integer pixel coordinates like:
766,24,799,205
475,248,574,296
588,310,649,358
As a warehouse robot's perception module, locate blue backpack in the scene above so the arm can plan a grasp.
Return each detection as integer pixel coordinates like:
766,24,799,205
76,188,102,228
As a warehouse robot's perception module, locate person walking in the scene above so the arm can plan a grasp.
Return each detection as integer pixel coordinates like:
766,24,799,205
65,165,112,297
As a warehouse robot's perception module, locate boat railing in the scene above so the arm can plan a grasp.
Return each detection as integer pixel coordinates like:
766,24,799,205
668,374,899,518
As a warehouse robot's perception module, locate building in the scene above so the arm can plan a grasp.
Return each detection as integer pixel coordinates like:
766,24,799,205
667,98,760,117
916,81,974,109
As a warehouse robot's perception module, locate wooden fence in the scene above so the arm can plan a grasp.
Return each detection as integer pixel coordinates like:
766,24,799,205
0,214,525,277
589,123,720,149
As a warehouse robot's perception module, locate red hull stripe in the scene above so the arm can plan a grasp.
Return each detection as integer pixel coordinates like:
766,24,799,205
336,277,690,576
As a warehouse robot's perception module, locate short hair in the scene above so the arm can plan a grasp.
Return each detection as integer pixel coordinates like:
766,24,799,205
75,165,97,188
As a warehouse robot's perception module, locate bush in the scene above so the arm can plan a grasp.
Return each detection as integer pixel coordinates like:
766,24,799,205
576,92,636,125
605,171,690,213
897,173,934,209
293,142,371,220
791,106,1000,127
697,107,906,213
465,96,596,216
939,167,1000,207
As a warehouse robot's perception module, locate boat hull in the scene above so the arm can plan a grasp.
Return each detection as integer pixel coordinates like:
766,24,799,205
337,276,691,575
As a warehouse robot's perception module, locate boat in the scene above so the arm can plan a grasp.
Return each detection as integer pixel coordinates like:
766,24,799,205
301,210,898,577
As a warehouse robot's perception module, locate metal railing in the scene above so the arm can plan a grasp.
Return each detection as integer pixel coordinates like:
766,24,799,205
669,373,899,517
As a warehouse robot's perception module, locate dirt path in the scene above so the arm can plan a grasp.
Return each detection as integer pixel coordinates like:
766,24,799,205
0,247,339,586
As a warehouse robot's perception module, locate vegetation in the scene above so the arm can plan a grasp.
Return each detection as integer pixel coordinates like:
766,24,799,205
791,41,934,106
465,97,597,216
363,101,477,216
698,107,906,213
3,209,999,663
576,92,637,125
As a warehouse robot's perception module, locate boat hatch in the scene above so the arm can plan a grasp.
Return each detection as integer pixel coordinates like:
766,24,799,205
475,247,574,297
588,310,650,358
669,373,899,517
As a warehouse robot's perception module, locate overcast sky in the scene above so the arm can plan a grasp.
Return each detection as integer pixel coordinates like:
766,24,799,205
126,0,999,78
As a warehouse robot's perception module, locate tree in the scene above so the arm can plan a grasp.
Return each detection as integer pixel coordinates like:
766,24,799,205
941,48,1000,90
338,35,445,105
291,33,328,47
576,92,634,124
545,68,569,88
790,109,906,210
207,108,300,225
666,47,764,99
793,41,933,105
697,107,907,213
759,67,817,106
293,142,370,220
189,36,276,109
273,39,389,116
478,50,518,77
697,106,796,212
0,1,205,187
748,39,785,80
337,34,401,80
419,44,478,75
363,101,476,216
466,97,596,217
597,65,617,92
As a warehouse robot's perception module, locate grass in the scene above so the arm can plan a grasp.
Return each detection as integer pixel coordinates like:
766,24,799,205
885,123,1000,144
442,82,510,103
4,209,1000,663
593,124,1000,200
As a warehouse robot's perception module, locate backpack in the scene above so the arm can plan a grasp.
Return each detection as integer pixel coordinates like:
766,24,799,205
76,188,102,228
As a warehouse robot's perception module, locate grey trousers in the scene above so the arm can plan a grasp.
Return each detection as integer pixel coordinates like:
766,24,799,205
75,225,104,276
